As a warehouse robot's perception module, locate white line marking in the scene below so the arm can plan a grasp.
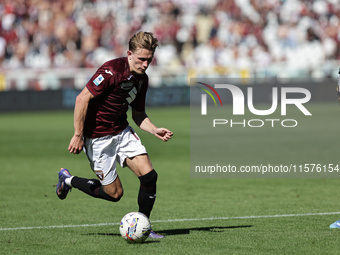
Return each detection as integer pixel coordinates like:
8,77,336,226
1,212,340,231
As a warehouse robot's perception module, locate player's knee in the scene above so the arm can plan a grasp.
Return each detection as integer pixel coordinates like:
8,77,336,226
139,169,158,187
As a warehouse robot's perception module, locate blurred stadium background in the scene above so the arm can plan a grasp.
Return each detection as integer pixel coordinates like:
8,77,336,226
0,0,339,110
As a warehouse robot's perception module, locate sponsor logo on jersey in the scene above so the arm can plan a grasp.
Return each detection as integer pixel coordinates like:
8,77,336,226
120,81,134,90
93,74,104,86
138,80,143,90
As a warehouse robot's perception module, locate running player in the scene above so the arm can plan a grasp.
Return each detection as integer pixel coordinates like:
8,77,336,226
56,31,173,238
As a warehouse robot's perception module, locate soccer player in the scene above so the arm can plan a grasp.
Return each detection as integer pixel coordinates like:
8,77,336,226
56,31,173,238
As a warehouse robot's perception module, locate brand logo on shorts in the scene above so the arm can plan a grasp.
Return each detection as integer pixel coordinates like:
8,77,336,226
95,170,104,180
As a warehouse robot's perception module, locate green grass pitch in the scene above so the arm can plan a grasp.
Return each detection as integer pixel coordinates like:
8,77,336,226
1,104,340,254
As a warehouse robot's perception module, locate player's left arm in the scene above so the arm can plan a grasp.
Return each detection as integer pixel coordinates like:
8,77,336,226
132,109,173,142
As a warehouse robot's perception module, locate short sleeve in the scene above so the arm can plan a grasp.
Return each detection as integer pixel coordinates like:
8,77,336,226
86,66,116,97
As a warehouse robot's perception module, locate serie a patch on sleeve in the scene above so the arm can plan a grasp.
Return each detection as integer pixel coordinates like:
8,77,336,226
93,74,104,86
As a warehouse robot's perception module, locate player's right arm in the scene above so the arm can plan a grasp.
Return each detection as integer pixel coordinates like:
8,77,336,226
68,87,94,154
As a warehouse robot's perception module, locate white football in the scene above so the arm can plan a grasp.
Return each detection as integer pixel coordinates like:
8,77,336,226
119,212,151,243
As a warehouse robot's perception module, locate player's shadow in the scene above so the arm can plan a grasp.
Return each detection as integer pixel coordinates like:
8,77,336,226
86,224,252,239
156,224,253,236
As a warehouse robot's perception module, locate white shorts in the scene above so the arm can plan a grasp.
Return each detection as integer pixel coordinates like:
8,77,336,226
84,126,147,185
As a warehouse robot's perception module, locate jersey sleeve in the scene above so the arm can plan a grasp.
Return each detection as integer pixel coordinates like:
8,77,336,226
86,65,116,97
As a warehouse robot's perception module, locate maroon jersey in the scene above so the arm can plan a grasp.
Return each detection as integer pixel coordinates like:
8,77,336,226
84,57,148,138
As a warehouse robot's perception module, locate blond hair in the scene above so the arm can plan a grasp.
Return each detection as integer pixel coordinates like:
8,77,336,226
129,31,159,53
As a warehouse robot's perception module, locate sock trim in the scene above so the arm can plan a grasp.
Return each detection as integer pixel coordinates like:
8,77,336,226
65,176,74,187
